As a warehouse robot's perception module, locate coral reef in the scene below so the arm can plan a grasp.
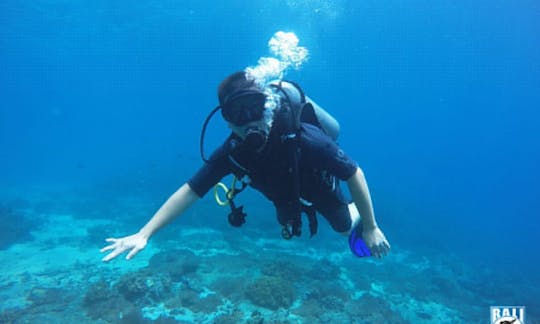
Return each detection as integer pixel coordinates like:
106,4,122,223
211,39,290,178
211,276,247,300
148,249,199,282
211,307,245,324
116,270,172,302
346,294,406,323
292,299,325,321
245,275,295,310
260,258,304,279
305,258,340,281
2,189,537,323
83,270,174,322
83,278,135,321
83,279,117,307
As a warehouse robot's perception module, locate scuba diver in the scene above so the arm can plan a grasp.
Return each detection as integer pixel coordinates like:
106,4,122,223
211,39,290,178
101,71,391,261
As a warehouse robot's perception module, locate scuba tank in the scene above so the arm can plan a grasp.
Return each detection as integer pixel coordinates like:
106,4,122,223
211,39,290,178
270,80,340,141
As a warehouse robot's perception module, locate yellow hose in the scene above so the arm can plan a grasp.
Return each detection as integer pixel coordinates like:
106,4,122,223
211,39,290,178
214,177,239,206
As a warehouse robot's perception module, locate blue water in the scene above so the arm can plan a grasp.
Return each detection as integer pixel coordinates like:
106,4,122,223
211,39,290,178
1,1,539,323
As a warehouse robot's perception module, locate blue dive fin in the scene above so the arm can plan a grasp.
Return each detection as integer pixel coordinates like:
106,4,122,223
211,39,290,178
348,224,372,257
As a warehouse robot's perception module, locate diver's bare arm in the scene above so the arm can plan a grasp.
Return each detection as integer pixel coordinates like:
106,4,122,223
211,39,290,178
346,167,378,230
101,183,200,261
139,183,200,239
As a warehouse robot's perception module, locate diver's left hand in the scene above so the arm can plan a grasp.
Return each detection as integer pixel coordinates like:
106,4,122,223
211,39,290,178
362,226,391,258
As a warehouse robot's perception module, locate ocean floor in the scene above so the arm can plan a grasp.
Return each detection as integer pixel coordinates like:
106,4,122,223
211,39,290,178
0,185,538,324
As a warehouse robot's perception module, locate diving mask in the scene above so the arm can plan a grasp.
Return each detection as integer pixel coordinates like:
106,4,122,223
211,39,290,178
221,92,266,126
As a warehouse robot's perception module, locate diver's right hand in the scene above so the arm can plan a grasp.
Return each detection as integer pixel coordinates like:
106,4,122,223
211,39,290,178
100,232,148,262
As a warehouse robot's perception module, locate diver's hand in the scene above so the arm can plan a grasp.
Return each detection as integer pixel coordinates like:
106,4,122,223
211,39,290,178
100,232,148,262
362,226,391,258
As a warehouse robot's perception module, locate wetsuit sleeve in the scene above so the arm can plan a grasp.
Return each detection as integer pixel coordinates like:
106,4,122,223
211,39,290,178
187,145,231,197
300,123,358,180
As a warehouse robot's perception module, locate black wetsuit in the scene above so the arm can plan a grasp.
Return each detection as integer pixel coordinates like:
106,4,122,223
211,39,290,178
188,122,358,232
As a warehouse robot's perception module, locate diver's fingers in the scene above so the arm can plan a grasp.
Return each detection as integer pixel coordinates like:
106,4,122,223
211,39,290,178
375,241,385,256
385,239,391,253
381,244,388,256
380,243,390,257
102,248,125,262
370,244,382,258
372,241,390,258
100,238,120,253
126,246,142,260
100,244,115,253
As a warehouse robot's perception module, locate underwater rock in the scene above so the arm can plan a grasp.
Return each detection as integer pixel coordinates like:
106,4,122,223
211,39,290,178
116,274,149,302
305,258,340,281
0,203,39,249
0,308,23,323
83,278,136,321
164,286,223,314
118,309,177,324
320,295,345,311
261,259,304,280
189,294,222,313
293,299,325,321
304,282,350,306
212,306,244,324
28,287,69,307
116,270,172,302
245,310,264,324
346,294,405,323
83,279,117,306
245,275,295,310
211,276,246,300
417,311,433,320
86,224,111,246
148,249,199,281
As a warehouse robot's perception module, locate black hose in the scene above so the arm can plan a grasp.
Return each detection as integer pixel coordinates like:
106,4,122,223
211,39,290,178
199,106,221,163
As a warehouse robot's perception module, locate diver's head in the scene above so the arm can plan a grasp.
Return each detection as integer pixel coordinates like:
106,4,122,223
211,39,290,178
218,71,275,151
